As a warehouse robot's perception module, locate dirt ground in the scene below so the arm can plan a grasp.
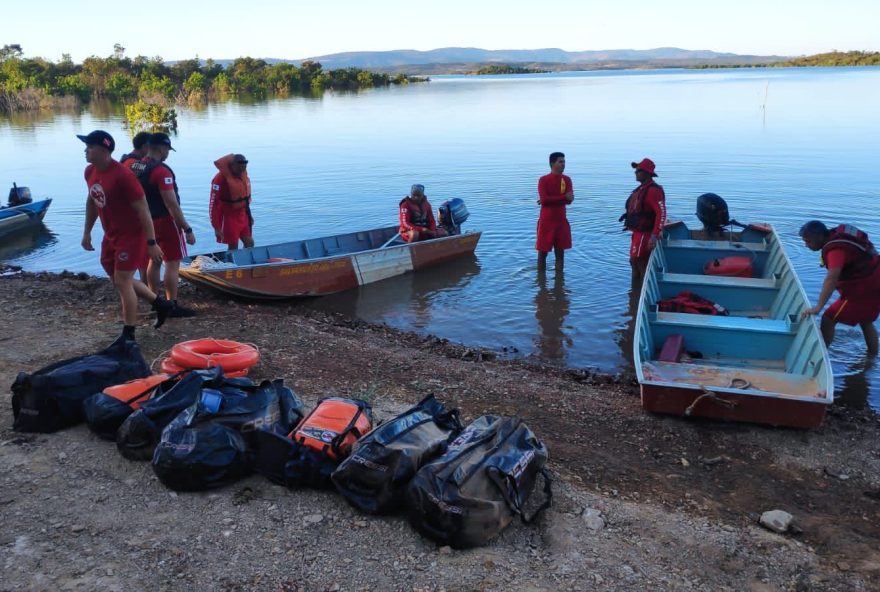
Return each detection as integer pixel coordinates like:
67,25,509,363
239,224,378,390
1,268,879,592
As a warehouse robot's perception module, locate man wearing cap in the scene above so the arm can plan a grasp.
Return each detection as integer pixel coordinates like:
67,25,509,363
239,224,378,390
119,131,150,168
536,152,574,272
78,129,175,341
799,220,880,355
130,132,197,317
210,153,254,250
622,158,666,282
399,184,447,242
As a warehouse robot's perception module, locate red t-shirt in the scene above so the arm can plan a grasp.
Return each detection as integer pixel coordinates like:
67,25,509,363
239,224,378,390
538,173,572,224
148,163,175,193
84,160,146,240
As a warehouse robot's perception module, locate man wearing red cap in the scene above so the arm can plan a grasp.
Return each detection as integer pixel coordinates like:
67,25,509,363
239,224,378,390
622,158,666,282
536,152,574,272
78,130,174,342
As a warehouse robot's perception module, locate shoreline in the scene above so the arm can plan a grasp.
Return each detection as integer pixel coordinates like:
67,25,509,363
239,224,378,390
2,267,879,590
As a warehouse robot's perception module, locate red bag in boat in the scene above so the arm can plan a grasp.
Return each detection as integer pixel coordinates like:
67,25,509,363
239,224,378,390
704,256,753,278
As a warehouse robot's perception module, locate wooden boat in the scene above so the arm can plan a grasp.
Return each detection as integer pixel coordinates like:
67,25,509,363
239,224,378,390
179,225,481,299
634,220,833,428
0,198,52,238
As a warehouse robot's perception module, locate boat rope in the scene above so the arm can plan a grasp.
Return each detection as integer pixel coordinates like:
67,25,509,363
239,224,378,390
684,388,738,416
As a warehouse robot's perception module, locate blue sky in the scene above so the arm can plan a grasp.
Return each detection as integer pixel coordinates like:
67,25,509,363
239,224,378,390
8,0,879,62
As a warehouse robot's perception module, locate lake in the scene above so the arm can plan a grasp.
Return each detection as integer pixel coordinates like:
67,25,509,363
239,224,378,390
2,67,879,411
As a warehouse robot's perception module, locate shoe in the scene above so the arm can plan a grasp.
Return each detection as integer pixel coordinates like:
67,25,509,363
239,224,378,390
168,301,197,318
151,297,174,328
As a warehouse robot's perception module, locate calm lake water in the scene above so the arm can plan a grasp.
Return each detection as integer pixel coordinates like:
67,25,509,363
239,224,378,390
3,67,880,411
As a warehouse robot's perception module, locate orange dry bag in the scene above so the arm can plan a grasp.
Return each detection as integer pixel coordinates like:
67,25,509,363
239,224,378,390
291,397,373,461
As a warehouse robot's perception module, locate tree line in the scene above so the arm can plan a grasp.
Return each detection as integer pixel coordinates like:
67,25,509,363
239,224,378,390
0,44,425,114
689,50,880,69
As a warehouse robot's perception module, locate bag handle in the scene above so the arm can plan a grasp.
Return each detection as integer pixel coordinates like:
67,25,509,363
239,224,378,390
487,465,552,524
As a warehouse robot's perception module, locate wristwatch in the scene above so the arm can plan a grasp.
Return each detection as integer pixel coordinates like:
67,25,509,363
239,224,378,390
146,238,157,246
184,227,193,234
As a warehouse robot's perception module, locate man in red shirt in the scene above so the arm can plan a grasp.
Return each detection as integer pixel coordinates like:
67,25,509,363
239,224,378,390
131,133,197,317
210,153,254,250
799,220,880,354
78,130,174,341
119,131,150,168
623,158,666,282
399,184,448,242
536,152,573,272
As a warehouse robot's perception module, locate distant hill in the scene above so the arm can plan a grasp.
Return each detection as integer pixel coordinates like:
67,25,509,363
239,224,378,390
294,47,786,72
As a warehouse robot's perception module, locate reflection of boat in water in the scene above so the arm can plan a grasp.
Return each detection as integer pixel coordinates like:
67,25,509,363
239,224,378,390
180,225,482,299
0,224,56,262
1,185,52,240
533,271,572,361
635,220,833,428
308,253,482,325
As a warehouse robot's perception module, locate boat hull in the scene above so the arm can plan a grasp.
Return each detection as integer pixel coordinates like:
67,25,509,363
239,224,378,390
0,199,52,238
180,228,481,299
634,221,833,429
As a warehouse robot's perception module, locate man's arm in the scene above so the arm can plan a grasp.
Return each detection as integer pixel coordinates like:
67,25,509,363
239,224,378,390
82,197,97,251
538,177,570,206
159,188,196,245
209,178,225,241
648,186,667,238
802,266,842,317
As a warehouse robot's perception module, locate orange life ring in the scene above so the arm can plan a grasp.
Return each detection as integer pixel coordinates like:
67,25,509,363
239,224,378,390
160,355,249,378
169,339,260,373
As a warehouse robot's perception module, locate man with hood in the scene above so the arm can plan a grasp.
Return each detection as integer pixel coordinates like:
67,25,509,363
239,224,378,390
209,153,253,250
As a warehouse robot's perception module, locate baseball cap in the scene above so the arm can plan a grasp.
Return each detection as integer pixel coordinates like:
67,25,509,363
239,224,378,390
631,158,658,177
76,130,115,153
148,132,176,151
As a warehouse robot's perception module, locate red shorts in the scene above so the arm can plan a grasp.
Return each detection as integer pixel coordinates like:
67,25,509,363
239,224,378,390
824,297,880,326
154,216,186,262
218,210,252,247
630,231,656,260
100,235,146,276
535,218,571,252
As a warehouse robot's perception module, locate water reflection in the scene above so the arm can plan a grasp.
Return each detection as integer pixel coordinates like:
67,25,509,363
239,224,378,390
533,270,572,362
0,224,57,262
613,281,641,368
308,254,481,328
834,356,877,410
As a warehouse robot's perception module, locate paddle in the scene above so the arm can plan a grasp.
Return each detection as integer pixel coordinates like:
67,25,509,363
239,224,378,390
379,233,401,249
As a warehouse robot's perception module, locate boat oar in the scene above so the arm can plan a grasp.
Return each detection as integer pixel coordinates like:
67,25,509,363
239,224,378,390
379,233,401,249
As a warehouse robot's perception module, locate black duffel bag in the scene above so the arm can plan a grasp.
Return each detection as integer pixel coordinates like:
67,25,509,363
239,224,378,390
332,394,462,514
83,373,181,440
117,367,253,460
152,378,304,491
11,336,150,433
406,415,552,549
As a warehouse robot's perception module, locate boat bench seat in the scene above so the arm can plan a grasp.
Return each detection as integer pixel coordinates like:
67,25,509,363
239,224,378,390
642,361,826,399
658,271,778,289
653,311,795,334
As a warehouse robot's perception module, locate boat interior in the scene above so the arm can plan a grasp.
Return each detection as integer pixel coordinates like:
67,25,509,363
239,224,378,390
637,223,830,398
190,225,404,267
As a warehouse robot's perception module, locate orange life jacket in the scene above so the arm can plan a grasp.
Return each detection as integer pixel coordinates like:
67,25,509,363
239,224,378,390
214,154,251,210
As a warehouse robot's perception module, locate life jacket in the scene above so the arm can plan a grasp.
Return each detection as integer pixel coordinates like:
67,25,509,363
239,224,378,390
620,182,664,232
821,224,880,282
214,154,251,209
400,197,430,228
658,291,729,316
129,157,179,219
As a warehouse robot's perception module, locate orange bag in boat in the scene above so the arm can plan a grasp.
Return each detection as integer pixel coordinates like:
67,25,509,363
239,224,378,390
704,256,753,278
291,397,373,461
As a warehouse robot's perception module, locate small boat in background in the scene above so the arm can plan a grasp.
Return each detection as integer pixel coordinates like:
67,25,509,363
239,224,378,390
1,184,52,239
180,225,482,299
634,218,833,428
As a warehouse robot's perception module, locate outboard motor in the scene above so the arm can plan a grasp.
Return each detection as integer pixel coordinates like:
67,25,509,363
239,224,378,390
438,198,469,235
696,193,730,234
8,183,32,206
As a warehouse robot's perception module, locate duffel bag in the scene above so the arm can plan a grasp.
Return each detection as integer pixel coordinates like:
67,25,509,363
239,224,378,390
83,373,181,440
11,336,150,433
332,394,462,514
406,415,552,549
117,367,253,460
152,378,304,491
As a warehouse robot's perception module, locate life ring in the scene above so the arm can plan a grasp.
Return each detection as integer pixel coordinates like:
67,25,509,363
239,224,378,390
169,339,259,373
159,355,250,378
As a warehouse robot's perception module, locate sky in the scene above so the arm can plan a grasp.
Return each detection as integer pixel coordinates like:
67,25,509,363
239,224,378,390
6,0,879,63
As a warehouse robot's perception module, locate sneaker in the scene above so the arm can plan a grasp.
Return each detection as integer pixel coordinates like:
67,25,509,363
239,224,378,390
151,296,174,328
168,301,197,318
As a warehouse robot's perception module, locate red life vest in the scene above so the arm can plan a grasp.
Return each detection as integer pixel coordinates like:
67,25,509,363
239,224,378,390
821,224,880,282
658,291,729,316
622,182,664,232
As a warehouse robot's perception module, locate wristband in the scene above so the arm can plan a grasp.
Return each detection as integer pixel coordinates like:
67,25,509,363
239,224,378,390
146,238,157,246
184,227,193,234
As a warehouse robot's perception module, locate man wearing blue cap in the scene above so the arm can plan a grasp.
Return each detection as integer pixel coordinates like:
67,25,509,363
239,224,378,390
79,129,175,341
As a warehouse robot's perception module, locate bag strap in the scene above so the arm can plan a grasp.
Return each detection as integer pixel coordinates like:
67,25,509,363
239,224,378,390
488,465,553,524
330,404,367,457
122,372,183,405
